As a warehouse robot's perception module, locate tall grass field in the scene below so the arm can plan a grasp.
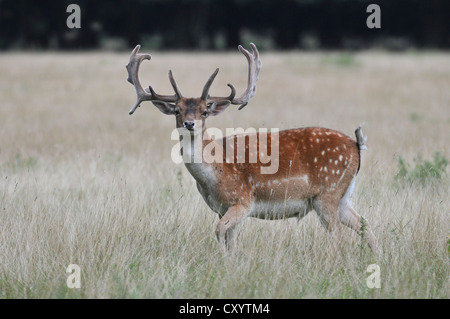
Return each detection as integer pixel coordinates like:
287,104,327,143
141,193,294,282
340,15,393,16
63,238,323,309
0,49,448,298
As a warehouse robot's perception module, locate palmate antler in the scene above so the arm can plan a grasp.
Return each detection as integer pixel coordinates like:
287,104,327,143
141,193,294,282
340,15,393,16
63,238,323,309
126,45,182,115
126,43,262,114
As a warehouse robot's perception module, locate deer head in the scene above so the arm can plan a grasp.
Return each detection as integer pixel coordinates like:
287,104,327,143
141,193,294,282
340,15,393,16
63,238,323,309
126,43,261,134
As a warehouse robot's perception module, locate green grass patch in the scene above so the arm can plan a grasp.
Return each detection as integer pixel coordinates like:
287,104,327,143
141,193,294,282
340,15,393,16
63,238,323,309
395,152,448,183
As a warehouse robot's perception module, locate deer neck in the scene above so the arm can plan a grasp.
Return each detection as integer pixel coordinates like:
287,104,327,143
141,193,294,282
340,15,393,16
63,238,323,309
180,126,217,187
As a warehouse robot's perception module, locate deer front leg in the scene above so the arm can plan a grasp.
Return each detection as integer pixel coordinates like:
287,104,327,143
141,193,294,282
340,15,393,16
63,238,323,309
215,204,250,250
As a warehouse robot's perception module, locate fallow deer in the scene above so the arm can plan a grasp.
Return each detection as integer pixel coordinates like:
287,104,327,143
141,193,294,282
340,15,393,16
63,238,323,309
126,43,378,253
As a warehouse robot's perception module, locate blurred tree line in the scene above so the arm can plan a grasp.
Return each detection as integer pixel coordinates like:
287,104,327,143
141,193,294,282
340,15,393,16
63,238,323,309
0,0,449,51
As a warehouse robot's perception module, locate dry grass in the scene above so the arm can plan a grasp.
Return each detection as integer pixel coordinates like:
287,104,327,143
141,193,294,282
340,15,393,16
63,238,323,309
0,49,448,298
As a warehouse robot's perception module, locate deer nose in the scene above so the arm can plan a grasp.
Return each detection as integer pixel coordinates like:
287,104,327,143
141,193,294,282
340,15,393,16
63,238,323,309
184,121,195,131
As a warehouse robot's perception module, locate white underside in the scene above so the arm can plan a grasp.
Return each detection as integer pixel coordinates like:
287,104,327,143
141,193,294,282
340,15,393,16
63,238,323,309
249,199,311,219
340,174,356,207
338,175,357,223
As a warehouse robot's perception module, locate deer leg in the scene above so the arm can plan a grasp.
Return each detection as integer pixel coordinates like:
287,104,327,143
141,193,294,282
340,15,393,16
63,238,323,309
338,202,379,254
216,204,250,250
312,196,343,253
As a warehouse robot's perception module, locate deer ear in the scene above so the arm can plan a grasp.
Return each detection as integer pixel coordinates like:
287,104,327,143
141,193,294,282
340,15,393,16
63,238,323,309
152,101,175,115
208,100,231,116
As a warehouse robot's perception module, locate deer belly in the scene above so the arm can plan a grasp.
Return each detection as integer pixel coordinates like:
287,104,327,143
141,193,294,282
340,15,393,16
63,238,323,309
249,199,310,220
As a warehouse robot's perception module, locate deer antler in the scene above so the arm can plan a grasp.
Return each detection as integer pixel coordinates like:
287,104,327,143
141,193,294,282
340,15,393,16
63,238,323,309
199,43,261,108
201,68,236,103
126,45,182,115
127,43,261,114
231,43,262,110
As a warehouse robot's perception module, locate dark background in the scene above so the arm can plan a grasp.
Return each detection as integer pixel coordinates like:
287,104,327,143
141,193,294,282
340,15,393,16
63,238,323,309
1,0,449,51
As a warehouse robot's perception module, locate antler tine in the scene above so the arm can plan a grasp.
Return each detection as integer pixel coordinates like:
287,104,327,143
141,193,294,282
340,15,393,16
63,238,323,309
202,69,237,103
126,45,180,115
225,83,236,101
147,85,180,102
201,68,219,100
231,43,262,110
168,70,183,99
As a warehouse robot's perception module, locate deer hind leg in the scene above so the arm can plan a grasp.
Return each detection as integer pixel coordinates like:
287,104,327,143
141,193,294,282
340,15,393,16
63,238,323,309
312,195,344,253
338,200,379,254
215,204,250,250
